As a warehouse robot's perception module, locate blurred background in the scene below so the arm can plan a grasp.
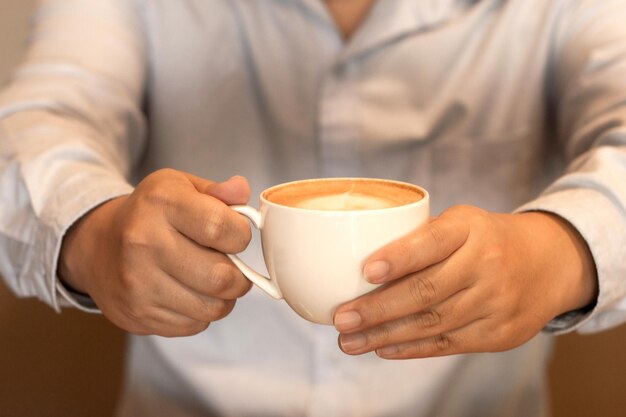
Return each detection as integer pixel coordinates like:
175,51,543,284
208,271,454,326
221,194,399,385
1,1,625,416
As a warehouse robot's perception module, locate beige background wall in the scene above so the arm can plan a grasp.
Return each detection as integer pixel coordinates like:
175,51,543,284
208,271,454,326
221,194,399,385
1,1,625,416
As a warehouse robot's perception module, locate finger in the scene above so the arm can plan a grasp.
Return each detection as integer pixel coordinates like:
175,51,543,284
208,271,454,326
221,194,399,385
171,294,236,325
139,269,237,325
374,318,489,359
363,212,470,284
376,328,469,359
165,188,252,254
156,231,252,299
375,307,545,359
102,297,212,338
186,174,251,206
338,288,487,355
335,255,473,333
131,308,212,338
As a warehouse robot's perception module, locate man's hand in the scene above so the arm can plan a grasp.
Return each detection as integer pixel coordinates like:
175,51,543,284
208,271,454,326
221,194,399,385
59,169,253,337
333,205,597,359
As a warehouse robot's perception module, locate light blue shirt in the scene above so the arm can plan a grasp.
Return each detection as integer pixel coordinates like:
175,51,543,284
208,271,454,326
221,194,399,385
1,0,626,416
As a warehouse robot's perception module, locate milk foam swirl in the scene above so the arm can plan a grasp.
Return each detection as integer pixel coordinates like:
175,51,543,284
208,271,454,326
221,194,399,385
293,191,396,211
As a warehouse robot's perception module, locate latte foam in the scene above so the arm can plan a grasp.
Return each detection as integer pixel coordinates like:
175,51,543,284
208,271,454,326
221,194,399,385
265,178,423,211
293,191,397,211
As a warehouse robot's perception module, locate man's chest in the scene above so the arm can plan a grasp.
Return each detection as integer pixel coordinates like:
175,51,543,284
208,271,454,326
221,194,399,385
141,0,562,211
145,1,553,138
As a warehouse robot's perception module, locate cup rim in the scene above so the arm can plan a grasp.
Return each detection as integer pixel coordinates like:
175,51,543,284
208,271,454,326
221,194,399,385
260,177,429,213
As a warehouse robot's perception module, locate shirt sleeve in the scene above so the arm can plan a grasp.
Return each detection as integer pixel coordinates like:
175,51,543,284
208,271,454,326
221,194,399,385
0,0,147,311
516,0,626,334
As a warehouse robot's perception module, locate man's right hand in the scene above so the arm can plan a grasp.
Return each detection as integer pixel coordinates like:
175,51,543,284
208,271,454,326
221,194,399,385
58,169,253,337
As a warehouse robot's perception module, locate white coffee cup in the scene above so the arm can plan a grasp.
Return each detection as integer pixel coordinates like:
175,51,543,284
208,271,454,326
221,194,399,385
228,178,429,325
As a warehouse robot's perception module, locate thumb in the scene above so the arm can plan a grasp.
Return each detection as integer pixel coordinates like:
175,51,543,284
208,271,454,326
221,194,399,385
185,174,251,205
363,213,469,284
204,175,251,205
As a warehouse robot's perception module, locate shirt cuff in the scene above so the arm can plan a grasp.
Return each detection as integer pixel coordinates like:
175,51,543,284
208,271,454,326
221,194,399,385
56,279,100,313
542,306,595,333
43,182,134,313
515,186,626,335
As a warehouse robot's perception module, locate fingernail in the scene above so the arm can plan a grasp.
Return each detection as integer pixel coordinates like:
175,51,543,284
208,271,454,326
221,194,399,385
377,345,399,357
340,332,367,352
334,311,362,332
363,260,390,283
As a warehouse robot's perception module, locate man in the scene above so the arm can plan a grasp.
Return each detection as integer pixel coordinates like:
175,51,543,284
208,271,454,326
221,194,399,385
1,0,625,416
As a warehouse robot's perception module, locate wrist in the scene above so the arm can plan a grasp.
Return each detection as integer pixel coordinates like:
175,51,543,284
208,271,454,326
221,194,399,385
58,196,126,295
514,211,598,318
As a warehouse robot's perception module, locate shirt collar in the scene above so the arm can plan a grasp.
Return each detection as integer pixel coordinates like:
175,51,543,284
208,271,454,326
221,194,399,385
299,0,480,62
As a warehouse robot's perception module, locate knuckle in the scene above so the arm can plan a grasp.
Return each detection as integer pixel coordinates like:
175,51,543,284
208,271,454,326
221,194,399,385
119,224,150,253
479,247,508,283
417,308,441,329
369,324,392,347
203,298,235,321
162,323,202,338
202,210,226,243
124,303,151,325
427,223,447,252
239,277,253,295
216,299,236,320
121,318,153,336
144,168,179,187
154,167,177,178
406,339,427,357
443,205,481,231
118,269,142,296
186,321,211,336
358,295,388,325
208,263,236,295
434,333,452,352
448,204,486,218
109,312,152,336
233,220,252,253
408,276,437,308
481,244,506,266
491,322,518,351
367,298,389,324
142,183,175,209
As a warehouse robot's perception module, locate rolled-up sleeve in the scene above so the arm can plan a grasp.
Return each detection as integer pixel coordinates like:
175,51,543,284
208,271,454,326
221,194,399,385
517,0,626,333
0,0,146,311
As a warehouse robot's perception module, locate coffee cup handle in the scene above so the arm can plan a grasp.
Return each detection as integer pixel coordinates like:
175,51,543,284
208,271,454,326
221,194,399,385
226,205,283,300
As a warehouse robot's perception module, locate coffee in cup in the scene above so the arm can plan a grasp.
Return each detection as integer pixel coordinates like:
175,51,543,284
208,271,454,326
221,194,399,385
265,178,421,211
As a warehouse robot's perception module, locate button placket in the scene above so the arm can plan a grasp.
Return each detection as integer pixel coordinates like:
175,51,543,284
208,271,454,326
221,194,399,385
317,60,362,178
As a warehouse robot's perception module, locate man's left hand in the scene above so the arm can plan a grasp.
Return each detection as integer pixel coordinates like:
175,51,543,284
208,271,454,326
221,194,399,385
333,205,597,359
